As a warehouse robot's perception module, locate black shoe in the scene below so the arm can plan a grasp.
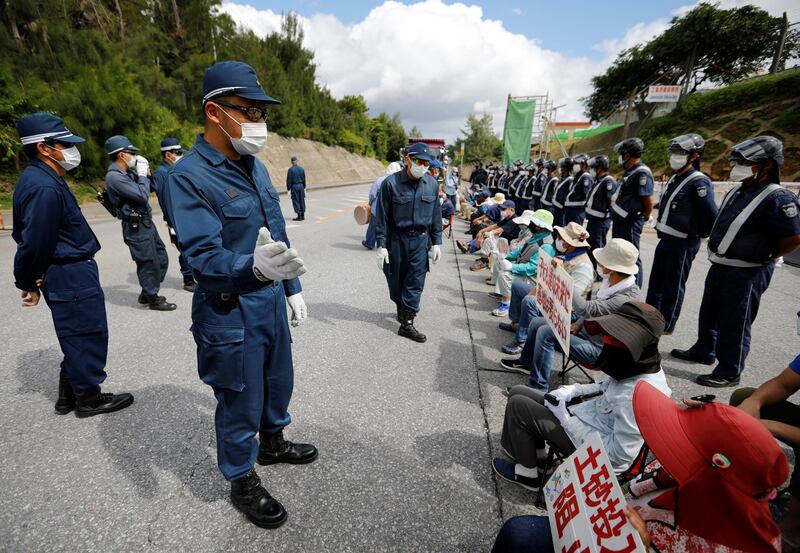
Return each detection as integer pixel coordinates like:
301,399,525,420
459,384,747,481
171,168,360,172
230,469,287,529
292,215,302,221
299,214,305,221
257,430,318,465
398,309,426,342
148,295,177,311
74,387,134,418
137,291,149,305
498,322,515,333
500,358,530,375
54,375,76,415
183,277,197,293
670,348,715,365
695,372,741,388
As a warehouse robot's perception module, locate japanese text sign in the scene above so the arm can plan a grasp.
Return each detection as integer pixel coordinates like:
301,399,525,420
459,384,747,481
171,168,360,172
544,433,646,553
645,85,681,103
536,250,573,353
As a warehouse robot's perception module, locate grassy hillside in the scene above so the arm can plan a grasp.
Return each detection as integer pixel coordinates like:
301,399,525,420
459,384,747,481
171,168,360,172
571,68,800,180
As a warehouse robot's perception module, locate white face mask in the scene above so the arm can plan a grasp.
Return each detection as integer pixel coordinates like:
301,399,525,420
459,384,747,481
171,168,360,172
669,154,688,171
125,153,137,169
555,238,566,253
47,145,81,171
589,168,597,179
572,163,581,174
618,155,624,166
439,197,444,205
219,107,268,155
730,162,756,183
597,265,609,279
409,160,428,179
172,154,183,164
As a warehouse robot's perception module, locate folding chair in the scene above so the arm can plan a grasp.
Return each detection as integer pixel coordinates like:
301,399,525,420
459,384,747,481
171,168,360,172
559,354,597,386
442,213,455,238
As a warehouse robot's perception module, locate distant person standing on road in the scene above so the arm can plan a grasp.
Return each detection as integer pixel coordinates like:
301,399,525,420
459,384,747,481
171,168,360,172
165,61,315,529
672,136,800,388
610,138,654,287
151,137,196,293
12,113,133,418
104,135,175,311
363,161,402,250
646,134,718,334
287,155,306,221
375,142,442,343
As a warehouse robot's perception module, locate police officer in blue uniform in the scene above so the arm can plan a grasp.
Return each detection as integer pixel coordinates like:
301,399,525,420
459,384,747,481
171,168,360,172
646,134,718,334
529,158,546,211
12,113,133,417
551,157,573,227
563,153,592,226
165,61,316,529
375,142,443,343
538,159,559,213
610,138,654,287
104,135,176,311
584,154,617,265
672,136,800,387
151,137,196,293
286,155,306,221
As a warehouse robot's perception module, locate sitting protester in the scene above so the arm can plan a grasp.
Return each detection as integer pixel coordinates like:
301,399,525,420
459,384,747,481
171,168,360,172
488,210,555,317
731,354,800,551
500,222,594,354
439,191,455,221
493,302,671,490
458,200,517,272
500,238,641,389
492,380,789,553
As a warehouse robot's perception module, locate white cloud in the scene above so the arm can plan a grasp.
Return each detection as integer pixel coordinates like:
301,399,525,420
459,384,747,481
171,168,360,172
221,1,598,143
512,7,523,16
592,20,670,59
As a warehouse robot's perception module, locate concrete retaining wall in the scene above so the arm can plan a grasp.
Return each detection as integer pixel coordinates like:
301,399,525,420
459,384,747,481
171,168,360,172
257,134,386,190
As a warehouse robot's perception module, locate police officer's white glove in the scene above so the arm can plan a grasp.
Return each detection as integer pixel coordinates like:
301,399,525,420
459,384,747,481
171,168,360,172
550,385,578,405
646,215,656,228
135,155,150,177
286,293,307,327
429,245,442,263
498,259,513,272
377,247,389,270
253,227,307,282
545,394,572,425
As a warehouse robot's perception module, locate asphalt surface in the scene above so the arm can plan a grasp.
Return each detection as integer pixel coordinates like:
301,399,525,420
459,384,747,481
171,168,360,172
1,182,798,552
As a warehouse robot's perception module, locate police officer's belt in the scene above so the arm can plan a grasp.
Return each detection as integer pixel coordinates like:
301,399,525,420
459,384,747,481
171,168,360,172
51,255,94,266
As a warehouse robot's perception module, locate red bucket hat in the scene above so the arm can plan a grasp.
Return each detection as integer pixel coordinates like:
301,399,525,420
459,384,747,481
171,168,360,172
633,381,789,553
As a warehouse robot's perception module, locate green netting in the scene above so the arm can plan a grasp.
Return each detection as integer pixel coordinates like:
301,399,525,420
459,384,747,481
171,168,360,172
555,123,623,141
502,99,536,165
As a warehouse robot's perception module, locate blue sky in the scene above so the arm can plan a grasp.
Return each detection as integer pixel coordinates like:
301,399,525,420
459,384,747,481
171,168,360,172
230,0,691,60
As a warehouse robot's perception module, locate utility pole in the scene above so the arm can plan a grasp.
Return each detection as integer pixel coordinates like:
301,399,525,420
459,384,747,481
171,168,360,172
770,12,789,73
622,90,636,139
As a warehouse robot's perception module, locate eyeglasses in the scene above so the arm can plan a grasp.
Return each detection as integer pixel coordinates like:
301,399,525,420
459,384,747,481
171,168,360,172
410,157,430,167
213,101,268,122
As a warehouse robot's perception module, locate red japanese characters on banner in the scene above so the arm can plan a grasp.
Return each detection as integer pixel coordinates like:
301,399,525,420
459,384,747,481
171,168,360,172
536,250,573,353
544,433,646,553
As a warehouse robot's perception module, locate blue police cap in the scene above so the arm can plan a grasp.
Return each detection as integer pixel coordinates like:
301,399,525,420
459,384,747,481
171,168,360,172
160,137,182,152
202,61,280,105
406,142,434,162
430,159,443,170
16,112,85,146
290,155,298,162
104,135,139,155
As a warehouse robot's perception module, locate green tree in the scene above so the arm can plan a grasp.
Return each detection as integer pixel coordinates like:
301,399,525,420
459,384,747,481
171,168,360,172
453,113,502,163
409,125,423,138
583,3,798,121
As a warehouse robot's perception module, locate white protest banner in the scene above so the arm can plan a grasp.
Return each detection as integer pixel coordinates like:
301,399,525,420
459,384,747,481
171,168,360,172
544,433,646,553
535,249,573,354
645,85,681,103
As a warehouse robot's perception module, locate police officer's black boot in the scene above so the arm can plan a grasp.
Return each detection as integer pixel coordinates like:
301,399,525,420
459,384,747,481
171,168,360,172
230,469,287,529
257,430,318,465
182,276,197,293
147,294,177,311
54,375,76,415
398,309,427,343
139,291,166,305
74,386,134,418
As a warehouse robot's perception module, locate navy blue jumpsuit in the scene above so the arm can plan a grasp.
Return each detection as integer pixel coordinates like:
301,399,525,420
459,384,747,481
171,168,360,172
286,164,306,216
551,176,573,227
646,169,718,333
374,169,443,313
13,160,108,391
585,174,617,256
563,171,593,226
610,162,654,286
165,134,302,480
687,180,800,379
105,163,169,297
152,161,192,279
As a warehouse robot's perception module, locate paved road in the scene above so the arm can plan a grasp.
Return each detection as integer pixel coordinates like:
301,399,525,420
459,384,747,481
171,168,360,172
0,183,798,552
